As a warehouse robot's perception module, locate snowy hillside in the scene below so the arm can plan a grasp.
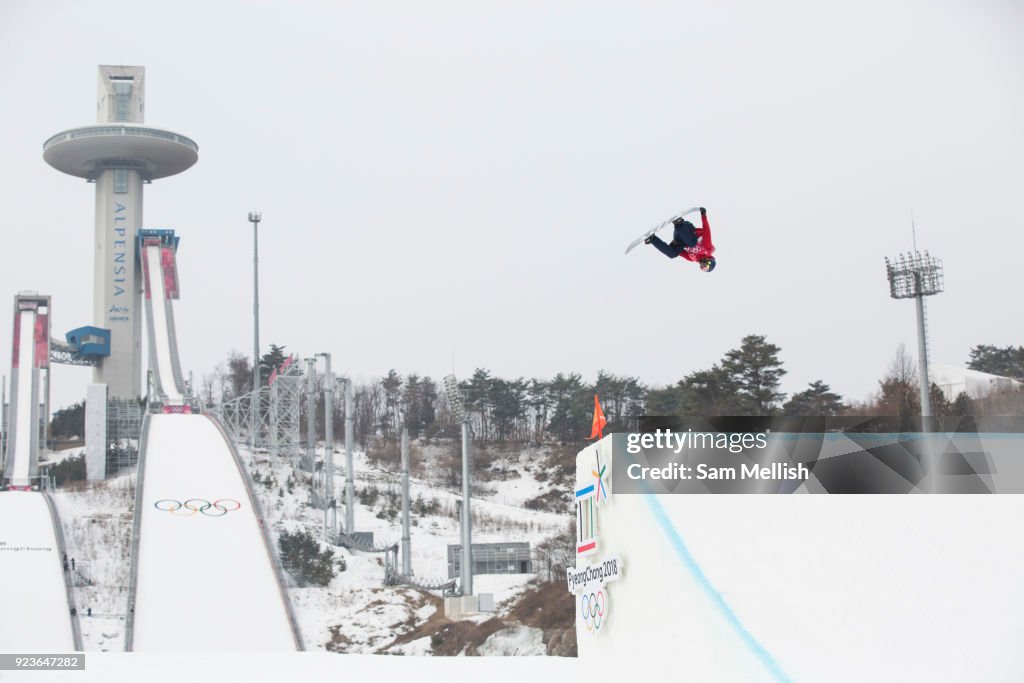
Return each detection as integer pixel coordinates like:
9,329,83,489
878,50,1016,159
243,438,572,653
45,436,574,655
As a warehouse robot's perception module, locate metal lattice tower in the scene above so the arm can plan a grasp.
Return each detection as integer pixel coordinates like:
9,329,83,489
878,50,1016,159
885,250,944,420
106,398,143,472
217,358,304,462
269,358,303,465
218,386,271,450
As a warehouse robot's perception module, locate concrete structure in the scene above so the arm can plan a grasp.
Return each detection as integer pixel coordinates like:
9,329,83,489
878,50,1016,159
43,66,198,399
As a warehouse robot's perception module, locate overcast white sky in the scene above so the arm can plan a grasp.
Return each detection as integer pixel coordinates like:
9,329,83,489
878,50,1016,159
1,0,1022,411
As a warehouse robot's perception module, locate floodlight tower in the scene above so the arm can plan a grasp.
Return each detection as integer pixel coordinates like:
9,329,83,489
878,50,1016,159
444,374,472,597
884,250,945,422
43,66,198,399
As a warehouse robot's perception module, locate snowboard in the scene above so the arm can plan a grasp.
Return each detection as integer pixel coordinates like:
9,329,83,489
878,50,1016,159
624,207,700,255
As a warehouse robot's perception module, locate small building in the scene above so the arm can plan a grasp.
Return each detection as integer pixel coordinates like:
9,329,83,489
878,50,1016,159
447,542,532,579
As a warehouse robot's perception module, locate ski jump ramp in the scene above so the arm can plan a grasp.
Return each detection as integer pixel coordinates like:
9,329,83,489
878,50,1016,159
574,435,1024,681
0,295,79,650
0,492,79,650
139,232,186,405
127,414,301,651
4,295,49,488
128,230,301,650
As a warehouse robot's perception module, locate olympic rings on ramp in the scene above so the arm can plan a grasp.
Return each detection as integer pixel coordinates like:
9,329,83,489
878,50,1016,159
581,589,606,632
153,499,242,517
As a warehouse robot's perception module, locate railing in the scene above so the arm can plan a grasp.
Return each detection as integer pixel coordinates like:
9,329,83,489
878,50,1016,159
43,126,199,153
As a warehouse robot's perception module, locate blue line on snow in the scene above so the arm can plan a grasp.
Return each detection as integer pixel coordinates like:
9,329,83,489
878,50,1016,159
642,494,793,683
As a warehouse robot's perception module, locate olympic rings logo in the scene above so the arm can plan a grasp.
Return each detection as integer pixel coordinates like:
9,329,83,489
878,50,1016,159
153,499,242,517
581,590,606,633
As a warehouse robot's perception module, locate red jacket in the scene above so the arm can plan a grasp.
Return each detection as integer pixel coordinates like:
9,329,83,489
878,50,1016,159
680,213,714,262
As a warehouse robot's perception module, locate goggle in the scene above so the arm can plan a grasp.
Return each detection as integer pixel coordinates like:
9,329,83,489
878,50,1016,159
700,260,713,272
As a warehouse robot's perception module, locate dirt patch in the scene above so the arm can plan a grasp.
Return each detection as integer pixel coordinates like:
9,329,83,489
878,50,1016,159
384,592,453,652
384,592,509,656
325,625,352,653
433,617,508,656
509,581,577,656
524,488,569,513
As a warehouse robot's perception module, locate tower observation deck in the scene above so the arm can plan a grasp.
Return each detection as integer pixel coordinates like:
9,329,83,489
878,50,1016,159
43,66,198,399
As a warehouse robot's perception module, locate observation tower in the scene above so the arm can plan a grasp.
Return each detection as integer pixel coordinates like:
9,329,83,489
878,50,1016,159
43,66,198,399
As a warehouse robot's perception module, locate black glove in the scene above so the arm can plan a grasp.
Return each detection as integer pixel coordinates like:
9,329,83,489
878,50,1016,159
699,207,707,215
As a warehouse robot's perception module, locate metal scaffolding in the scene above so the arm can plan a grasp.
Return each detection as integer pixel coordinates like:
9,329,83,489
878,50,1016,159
217,356,303,462
106,398,143,473
269,358,303,466
219,387,271,450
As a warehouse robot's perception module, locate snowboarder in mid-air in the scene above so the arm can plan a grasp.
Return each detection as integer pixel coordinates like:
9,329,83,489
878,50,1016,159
645,206,716,272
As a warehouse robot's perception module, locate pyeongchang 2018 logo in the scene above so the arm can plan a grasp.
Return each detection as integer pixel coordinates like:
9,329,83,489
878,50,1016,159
153,499,242,517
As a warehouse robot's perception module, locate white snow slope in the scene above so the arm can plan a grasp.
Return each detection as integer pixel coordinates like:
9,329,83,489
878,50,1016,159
130,414,297,651
576,441,1024,681
0,492,76,649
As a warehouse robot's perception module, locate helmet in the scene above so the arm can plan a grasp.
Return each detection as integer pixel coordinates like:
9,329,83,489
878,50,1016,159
699,257,716,272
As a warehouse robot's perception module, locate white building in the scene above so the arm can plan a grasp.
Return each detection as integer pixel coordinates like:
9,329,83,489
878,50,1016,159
931,363,1022,402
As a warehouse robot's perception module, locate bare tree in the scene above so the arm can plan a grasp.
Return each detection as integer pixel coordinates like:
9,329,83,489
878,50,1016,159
877,344,919,416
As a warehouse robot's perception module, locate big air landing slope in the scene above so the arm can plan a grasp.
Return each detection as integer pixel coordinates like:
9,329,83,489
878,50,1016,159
573,435,1024,681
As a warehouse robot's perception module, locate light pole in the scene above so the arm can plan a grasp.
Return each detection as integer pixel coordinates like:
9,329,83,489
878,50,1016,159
248,211,262,451
344,378,355,535
884,250,944,425
318,353,336,542
444,374,472,597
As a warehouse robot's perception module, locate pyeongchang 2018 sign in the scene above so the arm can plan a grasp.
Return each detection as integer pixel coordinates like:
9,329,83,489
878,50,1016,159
568,446,622,636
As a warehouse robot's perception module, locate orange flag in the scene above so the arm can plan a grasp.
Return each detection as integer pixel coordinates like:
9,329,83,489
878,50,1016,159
588,393,608,440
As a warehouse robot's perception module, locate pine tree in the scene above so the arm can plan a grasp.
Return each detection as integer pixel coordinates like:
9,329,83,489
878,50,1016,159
526,378,551,445
783,380,845,416
967,345,1024,379
278,529,335,587
259,344,288,383
545,373,591,444
489,378,527,442
380,369,403,441
50,401,86,440
678,365,745,415
722,335,787,414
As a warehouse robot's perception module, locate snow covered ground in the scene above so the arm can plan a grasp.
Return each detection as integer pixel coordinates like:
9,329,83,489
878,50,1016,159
48,472,133,652
0,491,76,650
40,432,572,655
243,438,570,653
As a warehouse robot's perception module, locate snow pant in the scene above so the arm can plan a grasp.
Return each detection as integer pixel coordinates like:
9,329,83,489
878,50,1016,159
649,234,682,259
650,220,697,259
